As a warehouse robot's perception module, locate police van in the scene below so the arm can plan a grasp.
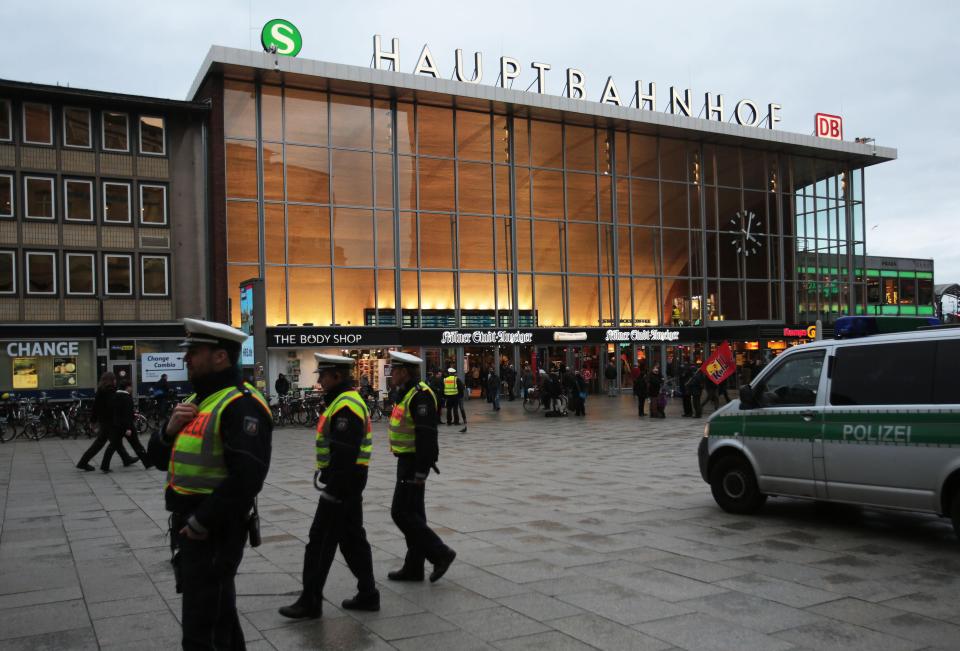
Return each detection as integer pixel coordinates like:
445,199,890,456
698,319,960,536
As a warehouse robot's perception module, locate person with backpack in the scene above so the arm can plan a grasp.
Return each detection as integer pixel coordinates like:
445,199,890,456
632,371,648,417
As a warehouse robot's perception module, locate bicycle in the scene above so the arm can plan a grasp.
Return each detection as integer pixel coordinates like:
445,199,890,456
522,386,543,413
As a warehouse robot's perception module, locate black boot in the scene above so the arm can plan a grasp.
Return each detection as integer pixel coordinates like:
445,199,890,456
341,590,380,611
387,567,424,582
278,598,322,619
429,549,457,583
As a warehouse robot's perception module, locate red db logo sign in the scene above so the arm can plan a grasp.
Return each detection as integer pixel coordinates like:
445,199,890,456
815,113,843,140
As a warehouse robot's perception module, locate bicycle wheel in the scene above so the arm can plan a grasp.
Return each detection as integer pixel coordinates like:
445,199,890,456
134,413,148,436
27,422,46,441
523,394,540,413
0,421,15,443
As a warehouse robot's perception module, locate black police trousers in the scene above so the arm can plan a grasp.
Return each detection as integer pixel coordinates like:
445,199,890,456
78,427,136,470
445,397,465,425
171,514,247,650
391,455,449,570
300,493,375,607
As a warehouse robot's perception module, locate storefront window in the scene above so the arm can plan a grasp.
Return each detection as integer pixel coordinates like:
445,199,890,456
23,103,52,145
288,204,330,265
289,267,331,326
224,80,257,139
332,208,375,266
899,277,917,305
139,116,165,155
1,340,96,394
286,145,329,203
330,95,373,150
63,107,91,148
417,105,453,157
334,268,374,325
102,111,129,151
332,149,373,206
285,87,327,145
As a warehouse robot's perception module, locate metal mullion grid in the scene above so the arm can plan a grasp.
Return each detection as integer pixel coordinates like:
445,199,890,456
391,99,401,329
560,120,570,326
254,82,266,299
609,127,622,326
280,84,290,325
452,107,461,327
507,114,520,329
655,136,664,325
370,95,379,326
414,103,422,327
698,142,709,324
776,154,786,321
624,132,636,325
594,128,606,327
327,93,334,326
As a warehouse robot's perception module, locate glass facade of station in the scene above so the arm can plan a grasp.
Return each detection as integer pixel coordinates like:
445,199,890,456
221,79,867,330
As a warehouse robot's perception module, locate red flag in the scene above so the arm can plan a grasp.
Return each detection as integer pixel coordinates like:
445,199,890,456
701,341,736,385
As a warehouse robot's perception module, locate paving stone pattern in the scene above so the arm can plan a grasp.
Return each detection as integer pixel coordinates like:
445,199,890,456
1,396,959,650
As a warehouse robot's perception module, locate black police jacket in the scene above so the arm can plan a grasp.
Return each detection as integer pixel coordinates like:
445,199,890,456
147,366,273,534
399,380,439,475
318,381,368,499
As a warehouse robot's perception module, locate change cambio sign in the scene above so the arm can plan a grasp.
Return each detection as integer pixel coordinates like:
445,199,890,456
141,353,188,383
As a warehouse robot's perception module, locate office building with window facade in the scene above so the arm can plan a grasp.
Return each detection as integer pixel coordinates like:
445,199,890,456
188,46,895,394
0,79,208,396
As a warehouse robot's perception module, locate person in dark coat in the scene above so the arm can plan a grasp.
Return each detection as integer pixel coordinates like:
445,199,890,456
687,367,704,417
632,372,647,417
648,364,665,418
76,372,138,472
275,373,291,397
486,368,501,411
430,371,446,424
109,377,151,469
679,365,694,417
572,371,587,416
604,360,617,396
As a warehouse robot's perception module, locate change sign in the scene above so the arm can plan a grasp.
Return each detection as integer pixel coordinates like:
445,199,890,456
141,352,188,383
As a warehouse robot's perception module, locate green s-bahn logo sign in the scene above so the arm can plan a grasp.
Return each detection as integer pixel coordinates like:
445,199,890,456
261,19,302,57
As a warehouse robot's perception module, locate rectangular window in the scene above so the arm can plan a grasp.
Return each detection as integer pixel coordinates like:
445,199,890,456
65,252,95,295
0,173,12,217
26,251,56,295
63,107,92,148
102,111,129,151
830,341,936,405
139,184,167,225
756,350,825,407
934,340,960,404
23,103,52,145
139,116,165,155
141,256,169,296
104,254,132,295
0,251,15,294
0,100,11,141
24,176,55,219
64,179,94,222
103,182,131,223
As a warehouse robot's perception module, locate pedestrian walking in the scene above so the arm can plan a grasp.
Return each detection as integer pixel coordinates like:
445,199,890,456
517,363,533,404
679,365,694,417
632,371,647,417
280,354,378,619
648,364,665,418
486,368,501,411
146,318,273,650
604,360,617,396
504,364,517,401
385,352,457,584
443,368,466,429
687,367,704,417
430,371,446,424
111,377,151,469
275,372,291,397
76,372,139,472
572,371,587,417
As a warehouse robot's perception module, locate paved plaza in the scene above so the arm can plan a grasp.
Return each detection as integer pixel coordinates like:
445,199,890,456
1,396,960,650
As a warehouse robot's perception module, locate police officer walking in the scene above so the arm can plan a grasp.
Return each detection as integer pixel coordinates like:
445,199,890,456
147,318,273,650
386,352,457,583
279,354,379,619
443,368,463,428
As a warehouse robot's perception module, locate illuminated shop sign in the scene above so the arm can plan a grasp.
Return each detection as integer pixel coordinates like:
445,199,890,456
5,341,80,357
372,35,782,129
440,330,534,345
783,325,817,338
604,329,681,342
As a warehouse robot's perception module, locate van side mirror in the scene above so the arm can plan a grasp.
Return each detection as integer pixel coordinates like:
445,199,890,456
739,385,757,410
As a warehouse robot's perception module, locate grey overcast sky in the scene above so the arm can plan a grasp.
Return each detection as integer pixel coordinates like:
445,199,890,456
3,0,957,281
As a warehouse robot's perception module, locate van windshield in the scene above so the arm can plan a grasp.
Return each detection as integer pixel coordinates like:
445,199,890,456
756,350,825,407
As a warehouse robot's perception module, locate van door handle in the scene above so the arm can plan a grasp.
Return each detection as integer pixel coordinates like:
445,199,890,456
801,411,816,422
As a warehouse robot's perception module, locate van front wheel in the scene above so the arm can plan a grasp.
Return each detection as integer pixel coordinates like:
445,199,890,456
950,487,960,540
710,455,767,514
